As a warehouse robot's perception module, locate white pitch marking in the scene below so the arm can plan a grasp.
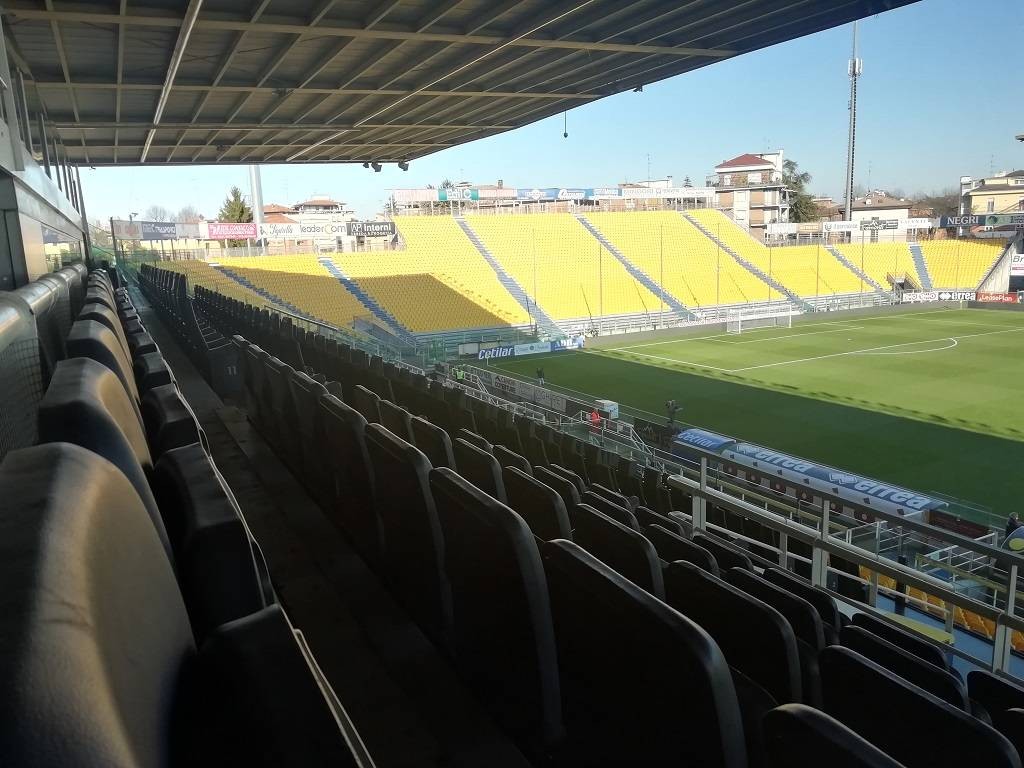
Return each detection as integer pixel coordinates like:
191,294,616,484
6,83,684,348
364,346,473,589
616,349,733,371
854,338,959,355
728,325,1024,373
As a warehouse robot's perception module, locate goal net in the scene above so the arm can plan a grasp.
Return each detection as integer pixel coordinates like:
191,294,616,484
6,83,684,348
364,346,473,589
726,310,793,334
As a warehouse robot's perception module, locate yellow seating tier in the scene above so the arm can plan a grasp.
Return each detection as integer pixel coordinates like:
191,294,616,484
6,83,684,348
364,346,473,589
156,259,280,309
918,240,1005,289
836,242,922,288
688,209,869,298
465,213,662,320
216,256,368,330
336,216,532,331
584,211,771,307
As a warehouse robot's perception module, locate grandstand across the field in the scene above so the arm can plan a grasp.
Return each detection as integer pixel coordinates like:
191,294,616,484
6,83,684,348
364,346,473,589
154,211,1013,343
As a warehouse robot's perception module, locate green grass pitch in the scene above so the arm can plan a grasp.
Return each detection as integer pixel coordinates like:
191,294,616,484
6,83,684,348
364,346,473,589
493,307,1024,524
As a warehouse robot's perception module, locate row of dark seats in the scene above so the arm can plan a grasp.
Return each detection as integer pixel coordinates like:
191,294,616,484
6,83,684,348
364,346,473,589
138,264,239,396
164,269,1024,768
0,266,372,766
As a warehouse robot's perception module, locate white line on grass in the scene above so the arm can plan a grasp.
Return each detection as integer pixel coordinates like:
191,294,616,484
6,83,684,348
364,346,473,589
617,349,733,371
856,338,959,355
728,325,1024,373
720,325,866,345
607,321,864,351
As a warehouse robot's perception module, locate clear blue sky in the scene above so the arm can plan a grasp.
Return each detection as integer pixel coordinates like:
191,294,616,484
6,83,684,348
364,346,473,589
80,0,1023,223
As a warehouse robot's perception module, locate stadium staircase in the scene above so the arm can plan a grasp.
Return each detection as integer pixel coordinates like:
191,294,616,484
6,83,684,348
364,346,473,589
682,212,814,311
316,258,417,345
824,244,886,292
454,217,564,338
211,264,318,322
575,215,700,321
907,243,935,290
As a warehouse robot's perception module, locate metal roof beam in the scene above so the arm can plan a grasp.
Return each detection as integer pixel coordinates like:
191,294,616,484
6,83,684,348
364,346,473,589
364,0,402,29
414,0,465,32
25,79,596,100
3,9,733,57
141,0,203,162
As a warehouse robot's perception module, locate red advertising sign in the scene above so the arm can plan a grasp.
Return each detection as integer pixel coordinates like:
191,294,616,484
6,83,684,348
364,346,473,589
976,292,1020,303
205,221,257,239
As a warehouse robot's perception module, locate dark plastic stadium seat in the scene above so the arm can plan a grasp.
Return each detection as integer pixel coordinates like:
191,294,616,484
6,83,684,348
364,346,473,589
378,399,414,443
457,427,492,453
533,465,581,516
694,531,755,572
669,510,695,537
820,646,1019,768
580,490,640,530
522,434,549,467
502,466,572,541
572,504,664,598
0,442,364,768
633,504,688,537
548,463,586,497
646,524,719,575
127,330,158,358
409,415,456,470
763,704,905,768
850,612,950,670
197,604,369,767
726,567,824,707
764,567,842,644
66,318,143,410
151,442,268,640
351,384,381,424
263,356,298,456
541,539,746,767
968,670,1024,736
38,357,171,558
316,394,380,562
0,293,42,459
493,444,532,475
727,568,825,650
590,482,633,511
286,370,328,486
665,561,801,705
840,625,968,710
996,709,1024,762
242,342,268,426
453,438,506,503
364,424,451,647
133,350,174,391
140,383,203,458
0,442,195,767
428,467,563,758
80,300,132,351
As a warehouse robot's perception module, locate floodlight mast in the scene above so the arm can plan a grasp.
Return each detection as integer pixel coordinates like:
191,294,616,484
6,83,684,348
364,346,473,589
843,22,863,222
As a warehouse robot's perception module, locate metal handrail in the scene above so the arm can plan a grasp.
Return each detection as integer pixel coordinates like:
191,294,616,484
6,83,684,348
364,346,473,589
670,464,1024,674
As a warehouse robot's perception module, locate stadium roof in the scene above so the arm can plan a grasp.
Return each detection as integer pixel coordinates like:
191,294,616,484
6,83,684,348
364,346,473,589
3,0,917,167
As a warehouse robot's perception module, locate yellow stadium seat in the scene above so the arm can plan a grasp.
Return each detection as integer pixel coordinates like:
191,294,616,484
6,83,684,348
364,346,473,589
584,211,771,307
836,242,923,288
336,217,532,332
465,213,662,320
918,240,1005,289
688,209,872,299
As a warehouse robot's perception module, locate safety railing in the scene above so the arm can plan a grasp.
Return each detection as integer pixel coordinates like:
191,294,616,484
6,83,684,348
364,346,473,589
670,459,1024,675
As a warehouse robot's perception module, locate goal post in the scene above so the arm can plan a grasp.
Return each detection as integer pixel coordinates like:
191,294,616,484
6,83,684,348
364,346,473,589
725,309,793,334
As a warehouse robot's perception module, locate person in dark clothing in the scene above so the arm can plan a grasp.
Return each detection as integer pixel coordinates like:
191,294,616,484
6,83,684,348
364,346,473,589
537,367,545,386
1006,514,1020,542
